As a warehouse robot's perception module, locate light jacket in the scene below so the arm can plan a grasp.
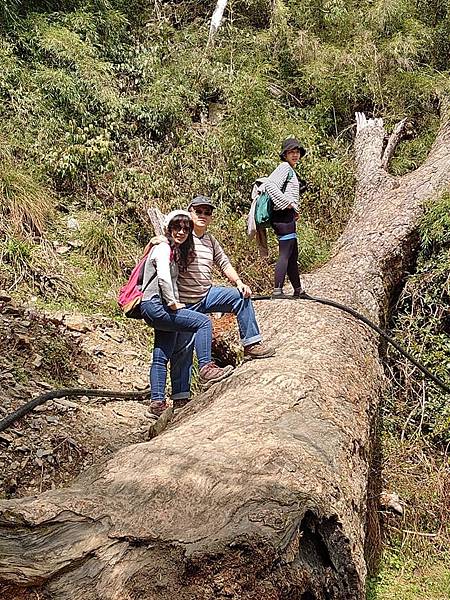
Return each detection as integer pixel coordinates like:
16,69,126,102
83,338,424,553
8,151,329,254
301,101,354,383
141,241,179,305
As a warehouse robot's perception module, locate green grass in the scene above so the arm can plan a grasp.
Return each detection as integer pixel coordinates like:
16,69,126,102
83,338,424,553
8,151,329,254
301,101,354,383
367,550,450,600
34,252,119,317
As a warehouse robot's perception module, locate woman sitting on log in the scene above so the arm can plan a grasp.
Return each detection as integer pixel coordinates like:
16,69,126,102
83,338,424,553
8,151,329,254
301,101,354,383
140,210,234,417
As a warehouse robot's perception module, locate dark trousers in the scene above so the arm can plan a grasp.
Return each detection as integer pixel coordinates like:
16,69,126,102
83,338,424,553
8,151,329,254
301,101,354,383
272,220,301,291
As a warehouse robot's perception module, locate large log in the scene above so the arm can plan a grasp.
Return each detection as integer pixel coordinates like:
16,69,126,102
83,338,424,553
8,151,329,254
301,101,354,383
1,109,450,600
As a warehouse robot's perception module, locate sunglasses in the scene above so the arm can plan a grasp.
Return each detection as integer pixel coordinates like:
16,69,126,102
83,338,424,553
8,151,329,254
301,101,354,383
193,207,213,216
170,223,191,233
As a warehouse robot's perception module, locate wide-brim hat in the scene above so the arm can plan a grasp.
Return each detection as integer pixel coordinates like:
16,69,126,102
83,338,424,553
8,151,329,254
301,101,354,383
164,209,192,231
279,137,307,160
187,195,216,211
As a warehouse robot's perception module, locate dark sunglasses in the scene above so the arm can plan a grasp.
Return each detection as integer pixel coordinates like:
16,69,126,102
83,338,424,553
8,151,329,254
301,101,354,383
170,223,191,233
193,207,213,216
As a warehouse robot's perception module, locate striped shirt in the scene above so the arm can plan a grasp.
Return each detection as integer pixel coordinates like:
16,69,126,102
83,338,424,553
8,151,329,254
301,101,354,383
177,232,231,303
265,162,300,211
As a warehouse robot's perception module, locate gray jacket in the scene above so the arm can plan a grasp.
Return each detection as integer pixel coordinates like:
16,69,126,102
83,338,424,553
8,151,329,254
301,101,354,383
141,242,179,305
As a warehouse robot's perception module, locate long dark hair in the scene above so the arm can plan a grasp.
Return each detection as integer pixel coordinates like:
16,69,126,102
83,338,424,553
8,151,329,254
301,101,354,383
166,215,195,272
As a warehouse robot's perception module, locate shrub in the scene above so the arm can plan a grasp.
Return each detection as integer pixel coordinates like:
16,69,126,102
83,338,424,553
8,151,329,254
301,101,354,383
81,219,124,274
385,194,450,445
0,160,53,238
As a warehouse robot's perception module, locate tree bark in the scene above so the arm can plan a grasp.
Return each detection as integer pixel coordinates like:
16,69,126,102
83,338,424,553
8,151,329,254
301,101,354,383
1,109,450,600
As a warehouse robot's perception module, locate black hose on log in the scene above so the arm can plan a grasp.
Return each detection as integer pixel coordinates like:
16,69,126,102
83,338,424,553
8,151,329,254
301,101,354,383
253,292,450,395
0,387,150,433
1,292,448,433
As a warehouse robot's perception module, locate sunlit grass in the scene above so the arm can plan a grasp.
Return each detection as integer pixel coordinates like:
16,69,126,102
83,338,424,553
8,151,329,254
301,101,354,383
0,162,53,238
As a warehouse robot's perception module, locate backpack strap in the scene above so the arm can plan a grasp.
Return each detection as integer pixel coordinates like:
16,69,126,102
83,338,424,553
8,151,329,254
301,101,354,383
281,167,294,193
141,270,156,293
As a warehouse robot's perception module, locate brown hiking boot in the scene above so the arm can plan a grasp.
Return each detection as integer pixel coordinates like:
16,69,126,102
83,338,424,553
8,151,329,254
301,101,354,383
243,341,275,361
144,400,168,419
172,397,191,411
199,363,234,389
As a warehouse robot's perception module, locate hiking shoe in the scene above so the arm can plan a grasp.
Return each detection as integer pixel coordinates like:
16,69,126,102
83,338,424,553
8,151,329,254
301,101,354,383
271,287,287,299
293,288,307,298
144,400,168,419
243,341,276,361
172,397,191,411
199,363,234,390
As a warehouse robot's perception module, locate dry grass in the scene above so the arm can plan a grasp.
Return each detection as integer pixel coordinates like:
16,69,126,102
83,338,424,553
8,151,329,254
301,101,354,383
0,235,76,298
366,434,450,599
0,162,53,238
381,436,450,555
81,220,127,275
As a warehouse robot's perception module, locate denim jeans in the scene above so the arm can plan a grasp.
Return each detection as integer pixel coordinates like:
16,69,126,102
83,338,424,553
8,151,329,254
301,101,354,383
141,298,213,402
169,286,262,400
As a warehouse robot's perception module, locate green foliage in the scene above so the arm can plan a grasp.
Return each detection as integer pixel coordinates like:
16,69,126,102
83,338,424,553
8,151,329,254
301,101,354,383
390,115,439,176
420,192,450,252
46,123,114,183
0,0,449,300
297,221,330,270
367,550,450,600
81,220,124,274
0,159,53,238
367,434,450,600
385,194,450,445
0,236,34,272
220,67,281,195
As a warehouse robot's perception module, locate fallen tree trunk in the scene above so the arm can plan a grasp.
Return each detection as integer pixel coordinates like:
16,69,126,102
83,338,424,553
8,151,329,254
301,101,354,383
1,109,450,600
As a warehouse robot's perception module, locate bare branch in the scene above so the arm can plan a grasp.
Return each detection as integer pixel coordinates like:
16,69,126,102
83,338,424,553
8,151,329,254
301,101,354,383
208,0,228,44
381,118,408,170
354,112,387,189
146,206,165,235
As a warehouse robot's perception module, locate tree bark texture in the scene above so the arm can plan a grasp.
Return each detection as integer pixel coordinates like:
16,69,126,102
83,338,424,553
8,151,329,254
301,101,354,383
1,109,450,600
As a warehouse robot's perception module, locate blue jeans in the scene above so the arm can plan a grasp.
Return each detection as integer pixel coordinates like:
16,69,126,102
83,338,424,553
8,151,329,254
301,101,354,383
170,286,262,400
141,298,213,402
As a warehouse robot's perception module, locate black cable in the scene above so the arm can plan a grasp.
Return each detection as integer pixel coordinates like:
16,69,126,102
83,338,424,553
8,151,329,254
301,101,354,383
252,292,450,395
0,387,150,433
1,291,448,434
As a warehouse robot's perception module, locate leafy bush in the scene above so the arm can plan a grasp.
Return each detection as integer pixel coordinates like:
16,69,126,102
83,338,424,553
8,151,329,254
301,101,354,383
385,194,450,445
0,0,449,302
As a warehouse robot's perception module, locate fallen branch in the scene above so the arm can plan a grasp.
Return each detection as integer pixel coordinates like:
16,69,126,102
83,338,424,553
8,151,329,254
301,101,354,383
208,0,228,44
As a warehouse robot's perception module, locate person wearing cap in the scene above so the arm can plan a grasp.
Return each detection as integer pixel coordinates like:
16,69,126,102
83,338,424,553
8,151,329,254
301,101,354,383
140,210,234,417
167,196,276,406
264,137,307,298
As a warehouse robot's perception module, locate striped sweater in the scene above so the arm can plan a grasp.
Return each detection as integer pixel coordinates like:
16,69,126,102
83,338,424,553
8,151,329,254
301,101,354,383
177,232,231,303
265,162,300,211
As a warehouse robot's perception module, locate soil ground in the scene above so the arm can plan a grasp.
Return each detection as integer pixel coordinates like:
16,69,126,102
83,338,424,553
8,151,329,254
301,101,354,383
0,297,239,499
0,295,153,499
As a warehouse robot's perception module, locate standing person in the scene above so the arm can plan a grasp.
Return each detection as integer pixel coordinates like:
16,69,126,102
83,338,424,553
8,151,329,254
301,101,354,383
264,137,307,298
168,196,276,409
140,210,233,417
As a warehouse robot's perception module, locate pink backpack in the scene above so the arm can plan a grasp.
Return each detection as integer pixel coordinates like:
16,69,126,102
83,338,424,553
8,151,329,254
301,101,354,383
118,239,161,319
